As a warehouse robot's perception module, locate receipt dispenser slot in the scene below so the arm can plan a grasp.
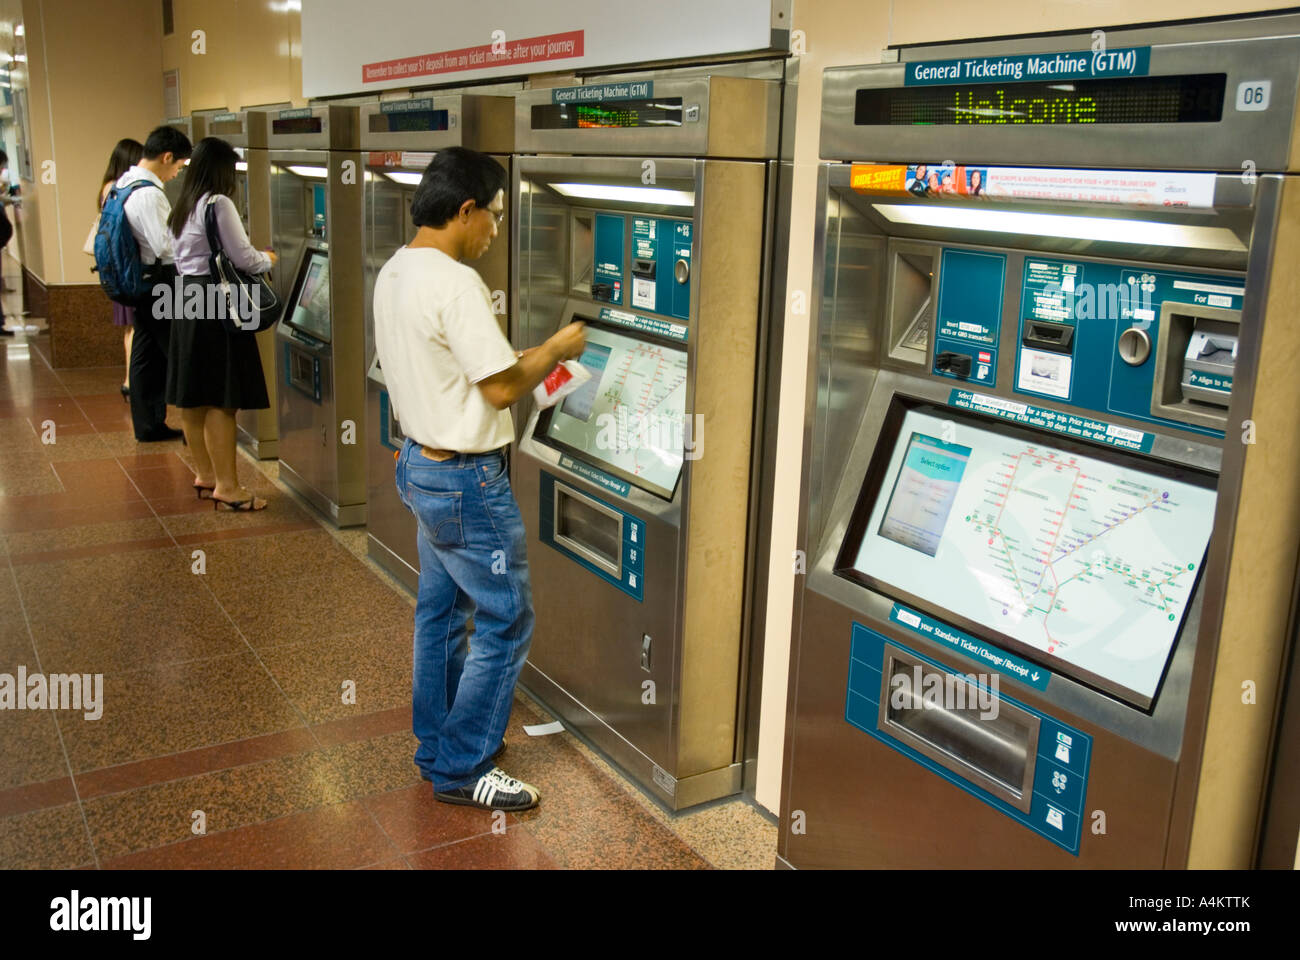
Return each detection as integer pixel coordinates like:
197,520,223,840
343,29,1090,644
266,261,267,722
878,646,1039,812
554,484,623,579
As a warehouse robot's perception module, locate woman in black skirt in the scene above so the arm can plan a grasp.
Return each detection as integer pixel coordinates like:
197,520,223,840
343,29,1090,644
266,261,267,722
166,137,278,511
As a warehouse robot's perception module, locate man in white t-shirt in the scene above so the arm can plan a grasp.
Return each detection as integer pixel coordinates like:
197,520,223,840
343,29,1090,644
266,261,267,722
374,147,584,812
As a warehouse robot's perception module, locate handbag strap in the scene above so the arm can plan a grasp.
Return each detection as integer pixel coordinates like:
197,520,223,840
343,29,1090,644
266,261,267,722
202,197,225,277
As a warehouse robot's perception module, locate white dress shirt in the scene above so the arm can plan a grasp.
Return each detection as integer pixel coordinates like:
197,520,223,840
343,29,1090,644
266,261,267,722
116,166,173,265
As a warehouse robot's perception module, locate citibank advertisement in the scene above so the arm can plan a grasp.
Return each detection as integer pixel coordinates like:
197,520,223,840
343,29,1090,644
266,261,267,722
849,163,1216,207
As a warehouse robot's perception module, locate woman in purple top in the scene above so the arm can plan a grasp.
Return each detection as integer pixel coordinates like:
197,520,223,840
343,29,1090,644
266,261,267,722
166,137,278,511
96,140,144,391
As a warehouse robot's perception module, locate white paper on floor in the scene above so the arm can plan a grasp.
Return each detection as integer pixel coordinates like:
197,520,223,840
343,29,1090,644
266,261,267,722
523,721,565,736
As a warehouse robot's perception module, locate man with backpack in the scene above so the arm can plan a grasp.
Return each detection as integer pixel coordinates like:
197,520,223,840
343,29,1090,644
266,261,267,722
102,126,191,441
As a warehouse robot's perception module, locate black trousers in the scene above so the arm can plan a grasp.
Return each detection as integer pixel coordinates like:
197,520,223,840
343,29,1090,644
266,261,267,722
128,265,176,439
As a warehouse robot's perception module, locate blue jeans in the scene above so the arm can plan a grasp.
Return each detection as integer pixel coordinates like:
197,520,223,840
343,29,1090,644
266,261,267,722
395,439,535,791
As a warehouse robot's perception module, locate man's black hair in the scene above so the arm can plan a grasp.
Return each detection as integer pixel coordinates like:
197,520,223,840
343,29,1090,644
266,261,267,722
410,147,506,229
142,125,193,161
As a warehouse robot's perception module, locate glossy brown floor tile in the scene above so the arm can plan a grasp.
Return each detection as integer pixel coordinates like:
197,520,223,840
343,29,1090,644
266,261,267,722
364,782,511,854
101,801,394,869
259,628,413,723
0,776,77,819
2,517,170,557
0,803,95,869
83,748,354,860
317,730,424,797
219,570,413,648
310,704,411,747
0,709,70,790
57,653,306,772
408,829,559,869
28,594,246,675
75,727,320,800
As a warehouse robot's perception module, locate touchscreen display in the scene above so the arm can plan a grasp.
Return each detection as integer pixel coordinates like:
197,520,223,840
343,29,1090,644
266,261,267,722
840,405,1217,708
287,251,331,341
539,323,687,499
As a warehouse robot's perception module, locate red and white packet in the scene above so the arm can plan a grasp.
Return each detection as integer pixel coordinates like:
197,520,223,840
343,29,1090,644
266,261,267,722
532,360,592,409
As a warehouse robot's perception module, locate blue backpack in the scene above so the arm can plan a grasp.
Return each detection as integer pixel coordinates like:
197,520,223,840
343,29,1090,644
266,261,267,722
94,180,160,305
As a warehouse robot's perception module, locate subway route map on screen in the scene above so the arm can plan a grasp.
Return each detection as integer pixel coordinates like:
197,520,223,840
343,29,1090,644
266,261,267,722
851,408,1217,702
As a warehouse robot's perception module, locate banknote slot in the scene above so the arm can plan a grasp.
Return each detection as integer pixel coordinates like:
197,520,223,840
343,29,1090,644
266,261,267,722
878,644,1039,812
554,483,622,579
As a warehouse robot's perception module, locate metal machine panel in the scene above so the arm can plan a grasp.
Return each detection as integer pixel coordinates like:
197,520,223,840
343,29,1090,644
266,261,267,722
821,29,1300,171
781,18,1300,863
515,76,779,158
512,134,771,807
267,107,367,527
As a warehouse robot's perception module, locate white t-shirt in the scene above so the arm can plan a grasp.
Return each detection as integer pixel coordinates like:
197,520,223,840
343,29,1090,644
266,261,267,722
373,246,516,452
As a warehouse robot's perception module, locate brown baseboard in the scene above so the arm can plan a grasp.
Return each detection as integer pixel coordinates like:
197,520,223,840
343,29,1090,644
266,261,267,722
22,265,47,320
48,283,125,368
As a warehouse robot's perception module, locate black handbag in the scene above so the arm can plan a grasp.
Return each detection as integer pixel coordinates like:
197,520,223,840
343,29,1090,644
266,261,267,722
203,199,281,334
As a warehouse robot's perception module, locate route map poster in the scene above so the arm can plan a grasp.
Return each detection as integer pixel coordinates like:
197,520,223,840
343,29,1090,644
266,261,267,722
849,408,1217,704
544,325,688,498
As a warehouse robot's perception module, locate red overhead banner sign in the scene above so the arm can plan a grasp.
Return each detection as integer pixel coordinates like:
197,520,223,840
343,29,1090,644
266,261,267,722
362,31,585,84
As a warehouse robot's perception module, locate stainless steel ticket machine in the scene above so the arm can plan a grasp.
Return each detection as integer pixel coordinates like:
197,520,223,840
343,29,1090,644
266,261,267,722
264,105,366,527
512,74,780,808
779,14,1300,868
361,94,515,591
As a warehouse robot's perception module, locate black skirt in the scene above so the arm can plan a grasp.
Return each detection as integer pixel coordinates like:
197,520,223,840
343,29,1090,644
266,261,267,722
165,275,270,410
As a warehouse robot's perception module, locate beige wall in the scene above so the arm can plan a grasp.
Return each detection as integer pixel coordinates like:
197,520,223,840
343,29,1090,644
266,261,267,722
20,0,162,285
753,0,1291,817
161,0,302,113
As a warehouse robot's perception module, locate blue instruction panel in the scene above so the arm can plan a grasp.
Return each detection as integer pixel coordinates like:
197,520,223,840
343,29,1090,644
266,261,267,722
932,248,1005,387
1014,256,1242,438
539,471,644,601
629,216,691,321
846,620,1091,854
593,213,624,305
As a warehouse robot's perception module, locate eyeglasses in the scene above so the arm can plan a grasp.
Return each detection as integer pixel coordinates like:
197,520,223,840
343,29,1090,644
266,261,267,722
486,207,505,225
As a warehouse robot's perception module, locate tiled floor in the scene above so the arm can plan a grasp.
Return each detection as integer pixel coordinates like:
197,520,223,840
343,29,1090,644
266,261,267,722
0,323,776,870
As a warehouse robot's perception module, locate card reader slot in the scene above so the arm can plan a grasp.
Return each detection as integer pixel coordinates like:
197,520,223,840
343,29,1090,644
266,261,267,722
1022,320,1074,354
554,483,623,579
878,645,1039,812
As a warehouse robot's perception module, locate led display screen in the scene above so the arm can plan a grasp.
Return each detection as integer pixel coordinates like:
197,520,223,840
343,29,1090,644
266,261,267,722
855,74,1226,126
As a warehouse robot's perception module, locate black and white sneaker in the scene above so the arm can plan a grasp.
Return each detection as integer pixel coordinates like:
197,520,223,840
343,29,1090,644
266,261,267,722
435,767,540,811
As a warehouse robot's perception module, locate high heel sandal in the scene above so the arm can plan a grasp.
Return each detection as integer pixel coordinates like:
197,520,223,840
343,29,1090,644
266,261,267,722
193,482,215,500
212,495,268,512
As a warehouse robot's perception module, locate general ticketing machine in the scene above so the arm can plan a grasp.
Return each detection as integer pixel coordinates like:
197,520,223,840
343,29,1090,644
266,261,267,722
361,93,515,591
512,74,780,808
780,15,1300,868
206,110,278,459
266,105,366,526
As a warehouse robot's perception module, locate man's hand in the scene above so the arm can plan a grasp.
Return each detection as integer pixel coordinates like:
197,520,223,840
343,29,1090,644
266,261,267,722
477,322,588,410
552,321,586,360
